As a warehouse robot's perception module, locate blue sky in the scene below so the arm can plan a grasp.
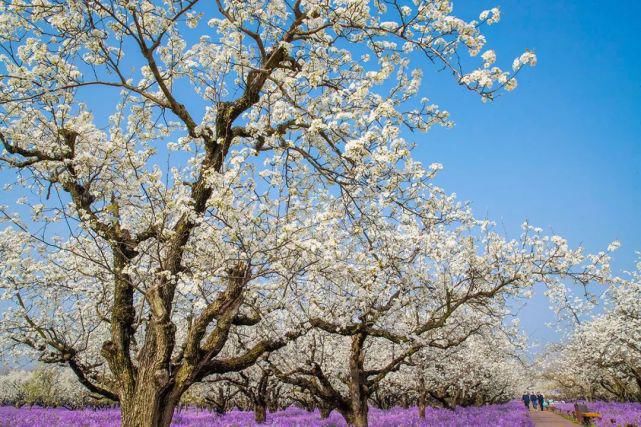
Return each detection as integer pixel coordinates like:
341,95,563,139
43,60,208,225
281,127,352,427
416,0,641,346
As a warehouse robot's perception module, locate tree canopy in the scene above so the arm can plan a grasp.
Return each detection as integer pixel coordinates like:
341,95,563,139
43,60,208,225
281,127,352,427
0,1,625,427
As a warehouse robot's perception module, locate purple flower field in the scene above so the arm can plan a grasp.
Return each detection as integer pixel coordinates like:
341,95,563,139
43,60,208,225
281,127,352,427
551,401,641,427
0,401,531,426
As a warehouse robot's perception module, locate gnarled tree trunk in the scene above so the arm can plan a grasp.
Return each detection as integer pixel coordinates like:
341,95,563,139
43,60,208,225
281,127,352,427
113,265,259,427
120,387,181,427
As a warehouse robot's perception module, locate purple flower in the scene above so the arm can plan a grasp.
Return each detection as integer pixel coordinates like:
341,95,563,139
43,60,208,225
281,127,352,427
549,401,641,427
0,401,537,426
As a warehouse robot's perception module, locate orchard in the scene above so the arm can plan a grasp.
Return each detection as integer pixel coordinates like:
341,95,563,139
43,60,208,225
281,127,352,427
0,1,639,426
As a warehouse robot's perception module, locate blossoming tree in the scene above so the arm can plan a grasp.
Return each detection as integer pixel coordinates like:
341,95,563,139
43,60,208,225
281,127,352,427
268,200,612,427
1,0,540,425
539,258,641,401
405,328,527,415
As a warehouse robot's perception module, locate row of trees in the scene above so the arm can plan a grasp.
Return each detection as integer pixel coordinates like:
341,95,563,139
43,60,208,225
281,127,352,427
0,329,526,420
0,0,618,426
538,260,641,402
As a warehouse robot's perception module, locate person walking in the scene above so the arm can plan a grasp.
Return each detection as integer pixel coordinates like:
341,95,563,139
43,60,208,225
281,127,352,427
530,393,538,410
522,393,530,410
537,393,545,411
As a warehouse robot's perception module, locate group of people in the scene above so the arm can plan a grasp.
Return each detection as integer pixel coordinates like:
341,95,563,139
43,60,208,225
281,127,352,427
522,392,546,411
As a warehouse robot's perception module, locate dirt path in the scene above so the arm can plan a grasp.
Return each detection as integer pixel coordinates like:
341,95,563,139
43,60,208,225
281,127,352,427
529,410,578,426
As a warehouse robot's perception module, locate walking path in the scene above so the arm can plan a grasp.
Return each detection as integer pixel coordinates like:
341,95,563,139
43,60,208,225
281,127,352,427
529,410,578,426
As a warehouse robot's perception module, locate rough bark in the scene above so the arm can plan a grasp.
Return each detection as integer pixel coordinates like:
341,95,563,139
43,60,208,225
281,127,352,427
120,387,179,427
347,333,369,427
253,371,270,424
117,265,258,427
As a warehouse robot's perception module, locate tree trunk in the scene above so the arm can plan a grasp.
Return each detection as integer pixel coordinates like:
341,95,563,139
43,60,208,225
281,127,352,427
253,370,270,423
347,333,369,427
339,409,366,427
401,396,409,409
118,362,187,427
418,376,427,418
214,388,226,414
320,405,332,419
418,394,427,419
349,408,368,427
267,395,279,412
120,389,179,427
254,402,267,424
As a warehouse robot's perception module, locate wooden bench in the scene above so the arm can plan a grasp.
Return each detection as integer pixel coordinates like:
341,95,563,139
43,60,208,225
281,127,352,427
574,403,601,426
